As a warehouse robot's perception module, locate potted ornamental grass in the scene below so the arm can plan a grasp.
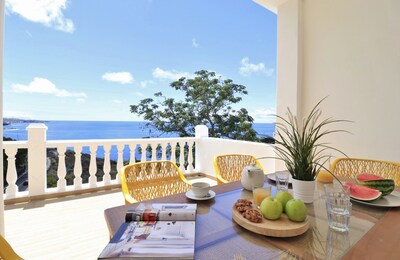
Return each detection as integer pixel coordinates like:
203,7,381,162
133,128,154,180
272,98,348,203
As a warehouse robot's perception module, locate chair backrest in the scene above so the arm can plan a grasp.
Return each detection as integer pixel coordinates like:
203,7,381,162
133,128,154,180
214,154,264,184
0,234,23,260
120,160,192,204
331,158,400,186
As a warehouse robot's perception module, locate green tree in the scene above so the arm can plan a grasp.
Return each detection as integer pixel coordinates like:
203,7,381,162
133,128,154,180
130,70,258,141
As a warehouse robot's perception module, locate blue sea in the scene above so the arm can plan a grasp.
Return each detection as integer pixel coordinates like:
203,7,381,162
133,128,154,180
3,121,275,141
3,121,275,161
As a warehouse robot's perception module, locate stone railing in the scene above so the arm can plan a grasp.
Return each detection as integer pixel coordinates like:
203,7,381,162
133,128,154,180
3,124,275,200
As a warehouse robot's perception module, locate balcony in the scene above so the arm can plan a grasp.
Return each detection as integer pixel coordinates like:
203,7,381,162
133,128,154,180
3,123,275,259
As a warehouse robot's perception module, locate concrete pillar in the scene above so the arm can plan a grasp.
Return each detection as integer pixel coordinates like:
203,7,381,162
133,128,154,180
195,125,209,173
0,0,5,236
275,0,303,170
27,124,48,196
195,125,208,138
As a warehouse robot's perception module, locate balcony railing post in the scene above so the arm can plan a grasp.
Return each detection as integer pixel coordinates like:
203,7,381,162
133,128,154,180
27,124,48,196
195,125,209,173
5,147,18,197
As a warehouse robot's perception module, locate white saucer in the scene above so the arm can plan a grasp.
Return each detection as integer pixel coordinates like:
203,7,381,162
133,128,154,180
185,190,216,201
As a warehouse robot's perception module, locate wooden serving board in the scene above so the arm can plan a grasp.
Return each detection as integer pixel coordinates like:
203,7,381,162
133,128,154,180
232,205,310,237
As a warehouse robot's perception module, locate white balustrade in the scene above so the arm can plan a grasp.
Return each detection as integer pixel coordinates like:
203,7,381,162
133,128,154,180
103,144,112,185
2,124,275,200
56,145,67,192
73,145,83,189
5,146,18,198
88,145,98,188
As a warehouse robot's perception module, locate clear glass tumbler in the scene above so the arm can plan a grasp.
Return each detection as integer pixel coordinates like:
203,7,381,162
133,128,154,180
325,197,352,232
275,171,290,191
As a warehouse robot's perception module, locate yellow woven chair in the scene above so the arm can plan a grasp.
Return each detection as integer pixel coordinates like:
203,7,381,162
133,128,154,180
214,154,264,185
331,158,400,186
120,160,192,204
0,234,23,260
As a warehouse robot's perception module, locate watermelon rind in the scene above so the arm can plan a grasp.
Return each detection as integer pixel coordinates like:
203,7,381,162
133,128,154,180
356,178,395,196
344,182,382,202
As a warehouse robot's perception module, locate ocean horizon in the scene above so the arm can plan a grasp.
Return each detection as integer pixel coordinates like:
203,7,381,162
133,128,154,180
3,120,275,141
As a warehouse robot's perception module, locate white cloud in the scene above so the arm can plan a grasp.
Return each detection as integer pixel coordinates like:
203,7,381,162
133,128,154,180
192,38,199,48
140,80,155,88
152,67,192,81
5,0,74,33
102,72,134,84
112,99,122,104
11,77,86,98
239,57,274,77
250,108,276,123
76,98,86,103
136,92,144,97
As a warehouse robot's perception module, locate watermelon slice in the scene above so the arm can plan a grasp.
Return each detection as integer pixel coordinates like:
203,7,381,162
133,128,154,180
344,182,382,202
356,174,395,196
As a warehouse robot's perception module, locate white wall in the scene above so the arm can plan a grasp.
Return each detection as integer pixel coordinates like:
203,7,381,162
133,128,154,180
275,0,400,163
196,137,276,177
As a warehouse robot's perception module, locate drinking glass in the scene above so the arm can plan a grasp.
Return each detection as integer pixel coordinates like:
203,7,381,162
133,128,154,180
324,184,350,201
325,198,352,232
275,171,290,191
252,183,271,207
324,184,352,232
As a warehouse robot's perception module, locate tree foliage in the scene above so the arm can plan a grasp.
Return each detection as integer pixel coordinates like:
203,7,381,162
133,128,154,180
130,70,258,141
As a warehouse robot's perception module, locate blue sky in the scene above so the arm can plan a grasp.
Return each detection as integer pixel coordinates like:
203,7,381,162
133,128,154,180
4,0,277,122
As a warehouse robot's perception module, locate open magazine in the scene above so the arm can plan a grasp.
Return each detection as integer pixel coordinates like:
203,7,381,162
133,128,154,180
98,203,197,260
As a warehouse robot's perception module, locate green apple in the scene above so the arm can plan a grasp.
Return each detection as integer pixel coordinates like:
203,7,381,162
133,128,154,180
285,199,307,222
274,190,293,212
260,197,283,220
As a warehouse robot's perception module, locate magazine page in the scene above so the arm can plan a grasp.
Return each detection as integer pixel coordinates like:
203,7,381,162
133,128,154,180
98,220,195,259
125,203,197,222
99,203,197,259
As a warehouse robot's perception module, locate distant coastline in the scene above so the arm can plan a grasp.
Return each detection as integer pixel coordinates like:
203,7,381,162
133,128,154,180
3,118,46,125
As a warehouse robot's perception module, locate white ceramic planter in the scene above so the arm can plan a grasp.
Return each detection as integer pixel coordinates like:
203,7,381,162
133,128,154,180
292,179,316,203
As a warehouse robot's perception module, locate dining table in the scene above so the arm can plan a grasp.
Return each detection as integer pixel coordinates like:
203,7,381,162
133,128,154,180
104,177,400,259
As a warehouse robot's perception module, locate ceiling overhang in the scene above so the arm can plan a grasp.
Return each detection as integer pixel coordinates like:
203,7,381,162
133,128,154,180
253,0,290,14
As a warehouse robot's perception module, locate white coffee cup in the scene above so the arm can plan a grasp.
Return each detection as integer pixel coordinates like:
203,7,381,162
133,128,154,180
191,182,211,197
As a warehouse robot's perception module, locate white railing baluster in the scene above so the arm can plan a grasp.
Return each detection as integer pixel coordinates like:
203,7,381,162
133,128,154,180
170,143,175,162
103,144,111,185
74,145,83,189
179,141,185,172
5,147,18,198
129,144,135,164
89,145,97,188
57,145,67,191
187,141,194,172
116,144,124,183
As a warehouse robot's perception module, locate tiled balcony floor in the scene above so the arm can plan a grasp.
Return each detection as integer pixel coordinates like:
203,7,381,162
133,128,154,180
4,176,217,260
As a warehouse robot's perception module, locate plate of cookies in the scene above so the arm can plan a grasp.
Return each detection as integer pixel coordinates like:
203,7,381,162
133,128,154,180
232,199,309,238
